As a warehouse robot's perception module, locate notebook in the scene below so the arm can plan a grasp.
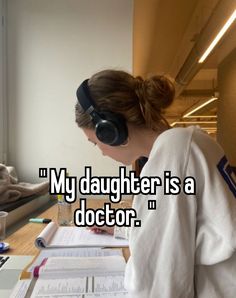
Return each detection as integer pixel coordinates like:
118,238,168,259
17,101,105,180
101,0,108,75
35,222,128,249
0,255,33,298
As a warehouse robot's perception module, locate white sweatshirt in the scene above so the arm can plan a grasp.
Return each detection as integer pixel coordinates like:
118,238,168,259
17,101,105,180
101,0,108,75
124,126,236,298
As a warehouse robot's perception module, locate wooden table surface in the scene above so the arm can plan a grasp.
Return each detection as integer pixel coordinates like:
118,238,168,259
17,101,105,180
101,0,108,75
4,198,131,260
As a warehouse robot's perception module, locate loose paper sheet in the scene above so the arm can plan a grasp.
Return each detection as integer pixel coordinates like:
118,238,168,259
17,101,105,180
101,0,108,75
28,248,122,272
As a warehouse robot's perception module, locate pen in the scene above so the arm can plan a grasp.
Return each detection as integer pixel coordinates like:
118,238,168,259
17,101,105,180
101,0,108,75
29,218,52,224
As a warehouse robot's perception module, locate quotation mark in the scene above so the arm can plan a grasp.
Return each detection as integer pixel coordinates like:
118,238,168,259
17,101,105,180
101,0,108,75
148,200,156,210
39,168,48,178
134,220,141,227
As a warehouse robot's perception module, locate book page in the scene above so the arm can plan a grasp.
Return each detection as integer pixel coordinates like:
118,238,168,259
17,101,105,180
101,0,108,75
9,279,32,298
35,222,58,248
85,294,129,298
31,275,127,297
30,295,129,298
31,276,87,297
28,248,123,272
85,293,129,298
49,226,128,248
37,256,126,278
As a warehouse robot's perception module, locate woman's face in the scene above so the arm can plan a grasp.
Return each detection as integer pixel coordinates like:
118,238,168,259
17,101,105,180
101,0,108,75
82,128,137,165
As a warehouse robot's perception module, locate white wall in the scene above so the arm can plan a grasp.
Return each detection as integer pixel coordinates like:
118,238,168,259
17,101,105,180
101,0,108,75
7,0,133,183
0,0,7,164
0,0,3,163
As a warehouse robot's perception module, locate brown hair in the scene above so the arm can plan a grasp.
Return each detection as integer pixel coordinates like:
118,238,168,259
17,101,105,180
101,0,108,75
75,69,175,131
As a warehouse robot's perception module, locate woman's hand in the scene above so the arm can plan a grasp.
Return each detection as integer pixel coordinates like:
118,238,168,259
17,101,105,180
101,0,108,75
88,225,115,235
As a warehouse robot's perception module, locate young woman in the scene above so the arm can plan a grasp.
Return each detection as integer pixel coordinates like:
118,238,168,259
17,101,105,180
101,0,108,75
75,69,236,298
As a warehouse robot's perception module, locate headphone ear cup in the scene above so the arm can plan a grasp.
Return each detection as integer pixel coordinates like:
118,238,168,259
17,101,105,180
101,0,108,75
95,112,128,146
76,80,128,146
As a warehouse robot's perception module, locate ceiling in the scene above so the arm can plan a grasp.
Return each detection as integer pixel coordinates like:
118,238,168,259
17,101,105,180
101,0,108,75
133,0,236,137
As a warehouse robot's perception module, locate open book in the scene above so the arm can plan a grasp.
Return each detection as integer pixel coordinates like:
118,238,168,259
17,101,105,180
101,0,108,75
30,256,129,297
10,256,129,297
35,222,128,249
28,247,123,273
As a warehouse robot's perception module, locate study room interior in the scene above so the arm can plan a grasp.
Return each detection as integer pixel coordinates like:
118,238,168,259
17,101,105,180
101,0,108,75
0,0,236,297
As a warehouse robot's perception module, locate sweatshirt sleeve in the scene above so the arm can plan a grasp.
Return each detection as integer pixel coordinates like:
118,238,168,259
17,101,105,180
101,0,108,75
187,128,236,265
124,127,197,298
125,126,236,298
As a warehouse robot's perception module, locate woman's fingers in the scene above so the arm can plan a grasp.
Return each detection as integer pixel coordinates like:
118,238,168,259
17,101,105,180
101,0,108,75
89,227,104,234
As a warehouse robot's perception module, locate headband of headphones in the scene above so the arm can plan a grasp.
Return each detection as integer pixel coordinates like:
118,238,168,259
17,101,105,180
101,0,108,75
76,79,128,146
76,80,95,114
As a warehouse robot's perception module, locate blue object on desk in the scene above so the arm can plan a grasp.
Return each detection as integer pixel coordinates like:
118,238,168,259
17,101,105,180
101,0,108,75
29,218,51,224
0,242,10,253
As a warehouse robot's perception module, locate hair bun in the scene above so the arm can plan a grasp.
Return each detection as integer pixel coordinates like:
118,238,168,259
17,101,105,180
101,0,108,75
144,75,175,110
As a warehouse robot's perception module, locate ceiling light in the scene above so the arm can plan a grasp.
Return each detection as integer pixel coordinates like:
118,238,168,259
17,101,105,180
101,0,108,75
199,9,236,63
203,128,217,131
171,121,217,127
184,115,217,118
183,97,218,118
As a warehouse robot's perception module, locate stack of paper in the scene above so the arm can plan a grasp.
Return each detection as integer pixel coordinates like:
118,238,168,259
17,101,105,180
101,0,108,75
10,221,130,297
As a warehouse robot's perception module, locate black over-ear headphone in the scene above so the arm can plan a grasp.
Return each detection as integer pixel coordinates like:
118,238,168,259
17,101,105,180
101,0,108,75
76,79,128,146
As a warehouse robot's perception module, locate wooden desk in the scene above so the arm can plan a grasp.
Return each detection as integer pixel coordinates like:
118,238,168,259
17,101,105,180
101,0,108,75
5,198,130,260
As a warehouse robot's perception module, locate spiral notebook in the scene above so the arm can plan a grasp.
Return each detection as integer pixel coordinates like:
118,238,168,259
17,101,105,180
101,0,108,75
35,222,128,249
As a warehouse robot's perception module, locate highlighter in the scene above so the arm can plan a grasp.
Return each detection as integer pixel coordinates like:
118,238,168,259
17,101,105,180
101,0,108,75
29,218,51,224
